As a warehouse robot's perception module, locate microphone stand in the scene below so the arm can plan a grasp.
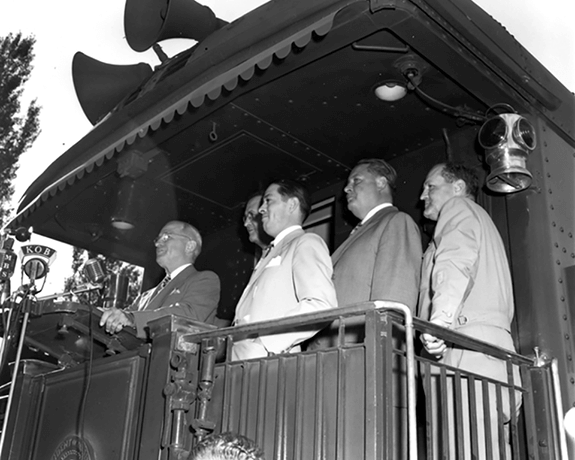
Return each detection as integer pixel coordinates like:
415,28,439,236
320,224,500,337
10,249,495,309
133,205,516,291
0,254,49,457
0,287,34,455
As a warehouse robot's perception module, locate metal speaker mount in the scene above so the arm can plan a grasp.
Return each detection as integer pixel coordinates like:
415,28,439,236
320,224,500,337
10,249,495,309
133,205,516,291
124,0,227,52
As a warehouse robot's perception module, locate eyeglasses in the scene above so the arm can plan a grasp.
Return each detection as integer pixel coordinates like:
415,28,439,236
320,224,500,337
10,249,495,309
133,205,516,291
243,211,259,224
153,232,194,245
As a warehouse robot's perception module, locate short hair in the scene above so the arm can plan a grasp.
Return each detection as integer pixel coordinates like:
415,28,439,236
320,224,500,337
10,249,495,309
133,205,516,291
356,158,397,190
189,432,265,460
245,191,263,206
269,179,311,221
180,222,202,261
438,162,479,198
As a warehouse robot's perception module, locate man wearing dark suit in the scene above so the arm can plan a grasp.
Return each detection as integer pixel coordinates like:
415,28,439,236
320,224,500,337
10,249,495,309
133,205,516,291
418,163,521,459
309,158,422,346
232,179,337,360
308,158,422,459
100,220,220,338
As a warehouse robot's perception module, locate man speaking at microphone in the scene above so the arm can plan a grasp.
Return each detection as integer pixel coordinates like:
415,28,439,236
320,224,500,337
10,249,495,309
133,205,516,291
100,221,220,338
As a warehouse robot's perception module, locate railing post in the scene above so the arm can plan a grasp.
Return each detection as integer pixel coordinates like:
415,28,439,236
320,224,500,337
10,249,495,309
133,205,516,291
373,301,418,460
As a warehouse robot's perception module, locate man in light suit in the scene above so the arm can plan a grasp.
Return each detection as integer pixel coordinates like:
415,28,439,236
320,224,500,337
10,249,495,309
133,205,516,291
418,163,521,459
232,179,337,360
100,220,220,339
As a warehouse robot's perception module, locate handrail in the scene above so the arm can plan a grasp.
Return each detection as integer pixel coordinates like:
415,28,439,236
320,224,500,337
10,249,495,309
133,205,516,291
173,302,546,459
177,302,533,366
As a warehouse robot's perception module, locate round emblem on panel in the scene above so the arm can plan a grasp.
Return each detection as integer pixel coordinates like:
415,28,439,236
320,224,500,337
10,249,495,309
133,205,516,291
51,435,94,460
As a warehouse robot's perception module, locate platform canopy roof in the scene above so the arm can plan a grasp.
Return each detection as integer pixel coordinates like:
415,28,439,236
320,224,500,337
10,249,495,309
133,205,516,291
10,0,574,267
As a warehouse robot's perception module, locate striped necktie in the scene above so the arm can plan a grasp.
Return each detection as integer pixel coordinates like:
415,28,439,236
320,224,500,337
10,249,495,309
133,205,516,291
157,274,172,292
137,274,171,311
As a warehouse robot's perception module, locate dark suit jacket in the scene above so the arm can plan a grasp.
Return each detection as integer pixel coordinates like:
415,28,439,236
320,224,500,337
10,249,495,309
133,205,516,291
307,206,422,351
128,265,220,338
332,206,422,310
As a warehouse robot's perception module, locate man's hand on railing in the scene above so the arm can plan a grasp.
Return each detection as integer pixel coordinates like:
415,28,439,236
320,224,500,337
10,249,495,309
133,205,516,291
421,318,449,357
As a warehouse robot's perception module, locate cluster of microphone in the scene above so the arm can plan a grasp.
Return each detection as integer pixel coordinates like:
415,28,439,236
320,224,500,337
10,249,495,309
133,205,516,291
83,259,129,310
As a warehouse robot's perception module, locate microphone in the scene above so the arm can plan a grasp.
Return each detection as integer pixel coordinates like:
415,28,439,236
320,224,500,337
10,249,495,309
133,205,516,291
8,227,32,242
103,272,129,310
16,244,57,294
23,258,48,282
19,244,57,286
83,258,107,285
0,238,17,281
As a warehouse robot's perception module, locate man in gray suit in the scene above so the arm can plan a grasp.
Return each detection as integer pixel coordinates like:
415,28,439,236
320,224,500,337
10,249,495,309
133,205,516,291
100,220,220,338
310,158,422,347
308,158,422,459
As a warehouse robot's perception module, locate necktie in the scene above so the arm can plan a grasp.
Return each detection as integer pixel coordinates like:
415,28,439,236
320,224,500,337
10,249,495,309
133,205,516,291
157,274,172,293
137,274,172,311
263,244,274,258
160,274,171,288
350,222,363,235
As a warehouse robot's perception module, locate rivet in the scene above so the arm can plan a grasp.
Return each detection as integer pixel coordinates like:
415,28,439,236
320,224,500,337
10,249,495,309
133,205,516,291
549,189,553,194
561,296,566,302
552,222,556,227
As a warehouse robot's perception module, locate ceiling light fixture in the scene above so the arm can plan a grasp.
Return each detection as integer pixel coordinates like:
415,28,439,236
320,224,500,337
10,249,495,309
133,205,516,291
374,81,407,102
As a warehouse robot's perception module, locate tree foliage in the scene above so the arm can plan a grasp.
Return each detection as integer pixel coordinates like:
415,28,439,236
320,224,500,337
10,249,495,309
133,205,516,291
64,248,143,307
0,32,41,226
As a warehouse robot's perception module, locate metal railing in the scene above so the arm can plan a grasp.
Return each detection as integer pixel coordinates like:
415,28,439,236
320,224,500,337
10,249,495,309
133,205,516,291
176,302,561,460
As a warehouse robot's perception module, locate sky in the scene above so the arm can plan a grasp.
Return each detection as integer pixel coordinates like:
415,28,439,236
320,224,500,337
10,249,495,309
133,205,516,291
0,0,574,296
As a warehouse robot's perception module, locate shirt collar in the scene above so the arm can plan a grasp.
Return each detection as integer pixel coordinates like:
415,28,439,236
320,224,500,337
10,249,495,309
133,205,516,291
169,263,192,279
272,225,302,246
361,202,393,224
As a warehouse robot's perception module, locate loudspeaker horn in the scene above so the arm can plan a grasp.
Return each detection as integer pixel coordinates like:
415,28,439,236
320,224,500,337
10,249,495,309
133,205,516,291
72,52,153,125
124,0,227,52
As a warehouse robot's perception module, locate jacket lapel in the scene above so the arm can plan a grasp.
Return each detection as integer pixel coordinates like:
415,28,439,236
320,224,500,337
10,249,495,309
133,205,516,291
144,265,197,311
235,228,303,320
332,206,397,265
249,228,302,285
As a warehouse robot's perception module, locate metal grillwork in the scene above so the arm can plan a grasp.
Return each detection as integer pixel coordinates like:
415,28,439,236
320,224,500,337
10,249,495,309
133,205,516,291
178,303,562,460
